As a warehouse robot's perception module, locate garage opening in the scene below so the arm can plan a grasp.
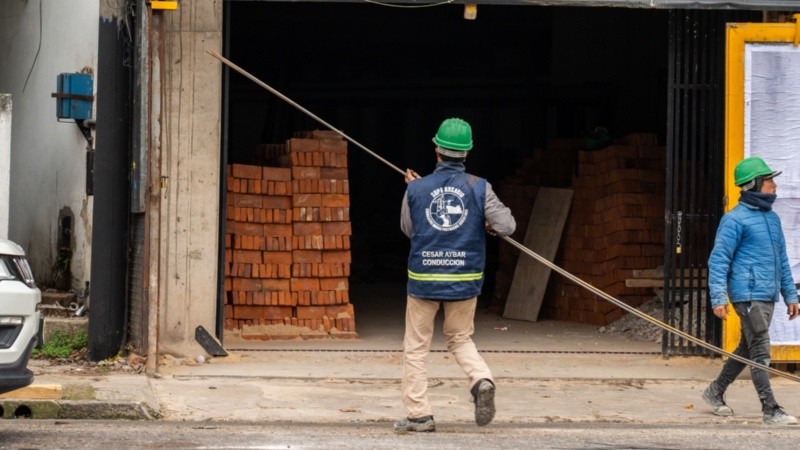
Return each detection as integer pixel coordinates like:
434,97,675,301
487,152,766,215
220,2,669,344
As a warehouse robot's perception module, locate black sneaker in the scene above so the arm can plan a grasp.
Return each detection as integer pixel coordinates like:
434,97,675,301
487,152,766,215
393,415,436,432
471,379,496,426
701,383,733,417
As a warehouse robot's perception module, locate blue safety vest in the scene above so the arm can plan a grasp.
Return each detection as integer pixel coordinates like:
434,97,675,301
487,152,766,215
406,163,487,300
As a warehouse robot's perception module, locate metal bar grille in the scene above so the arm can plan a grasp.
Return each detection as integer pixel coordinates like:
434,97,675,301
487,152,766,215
663,9,757,357
127,213,147,355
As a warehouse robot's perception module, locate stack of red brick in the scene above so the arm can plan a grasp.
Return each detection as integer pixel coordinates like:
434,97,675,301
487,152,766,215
490,139,580,314
491,134,665,326
224,130,356,339
544,134,665,325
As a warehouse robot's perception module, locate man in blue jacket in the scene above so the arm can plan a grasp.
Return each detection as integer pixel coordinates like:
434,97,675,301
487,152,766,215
394,118,516,432
703,156,799,425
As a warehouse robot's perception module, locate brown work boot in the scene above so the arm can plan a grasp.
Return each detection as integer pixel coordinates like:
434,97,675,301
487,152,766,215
471,379,496,426
393,415,436,432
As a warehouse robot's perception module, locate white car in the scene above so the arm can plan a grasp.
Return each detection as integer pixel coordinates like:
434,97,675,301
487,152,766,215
0,238,41,395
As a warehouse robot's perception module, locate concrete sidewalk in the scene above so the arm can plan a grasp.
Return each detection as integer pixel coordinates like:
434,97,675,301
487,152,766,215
6,319,800,426
143,350,799,425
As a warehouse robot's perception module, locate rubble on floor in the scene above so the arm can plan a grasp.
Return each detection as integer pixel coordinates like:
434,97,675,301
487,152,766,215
598,289,708,343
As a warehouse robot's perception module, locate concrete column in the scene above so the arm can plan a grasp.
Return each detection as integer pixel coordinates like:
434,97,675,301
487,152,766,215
154,2,223,357
0,94,10,239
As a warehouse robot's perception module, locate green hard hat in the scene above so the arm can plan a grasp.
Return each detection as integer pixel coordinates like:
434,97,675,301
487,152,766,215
432,118,473,152
734,156,781,186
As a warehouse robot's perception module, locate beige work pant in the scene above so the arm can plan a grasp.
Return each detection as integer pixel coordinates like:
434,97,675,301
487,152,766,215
401,295,493,419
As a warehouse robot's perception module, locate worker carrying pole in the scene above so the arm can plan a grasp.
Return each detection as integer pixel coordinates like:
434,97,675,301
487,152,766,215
206,50,800,385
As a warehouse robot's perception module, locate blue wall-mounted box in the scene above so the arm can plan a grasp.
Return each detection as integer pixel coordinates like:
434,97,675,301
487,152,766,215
56,73,93,120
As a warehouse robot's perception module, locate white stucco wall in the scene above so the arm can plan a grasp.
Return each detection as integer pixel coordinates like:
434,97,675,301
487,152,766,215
0,1,98,287
0,94,10,239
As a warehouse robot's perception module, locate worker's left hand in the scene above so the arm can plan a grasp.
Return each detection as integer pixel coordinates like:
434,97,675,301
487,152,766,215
788,303,799,321
405,169,421,184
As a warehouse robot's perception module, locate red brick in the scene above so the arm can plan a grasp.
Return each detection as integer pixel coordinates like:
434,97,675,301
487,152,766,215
235,305,292,320
320,277,348,291
318,262,350,277
262,195,291,209
263,167,291,181
263,224,292,237
319,139,347,153
235,278,290,292
293,250,322,263
322,250,351,263
292,166,321,179
307,130,342,140
231,164,262,180
291,278,320,292
321,222,352,236
331,179,349,194
296,306,326,319
233,250,262,264
263,251,292,265
293,207,320,222
297,292,311,306
323,152,347,168
294,222,322,236
320,168,348,179
293,235,324,250
265,236,291,251
319,207,349,222
228,193,262,208
290,263,306,277
275,181,291,196
287,138,320,152
266,278,292,290
293,194,322,207
335,290,350,303
321,194,349,207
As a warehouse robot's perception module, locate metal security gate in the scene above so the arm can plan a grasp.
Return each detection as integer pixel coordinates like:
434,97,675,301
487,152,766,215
663,9,758,356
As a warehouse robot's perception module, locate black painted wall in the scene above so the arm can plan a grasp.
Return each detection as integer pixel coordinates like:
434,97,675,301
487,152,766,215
88,17,132,361
225,3,668,289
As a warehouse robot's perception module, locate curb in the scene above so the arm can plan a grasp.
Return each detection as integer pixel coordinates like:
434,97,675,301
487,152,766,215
0,399,159,420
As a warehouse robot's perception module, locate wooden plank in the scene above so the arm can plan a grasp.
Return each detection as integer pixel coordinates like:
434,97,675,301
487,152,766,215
503,187,573,322
631,268,664,278
0,384,63,399
625,278,707,288
631,268,707,279
625,279,664,288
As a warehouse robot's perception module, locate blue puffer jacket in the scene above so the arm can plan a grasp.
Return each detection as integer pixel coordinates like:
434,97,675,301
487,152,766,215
708,202,799,308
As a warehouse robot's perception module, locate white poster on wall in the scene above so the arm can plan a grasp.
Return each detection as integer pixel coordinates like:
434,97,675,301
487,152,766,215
745,43,800,344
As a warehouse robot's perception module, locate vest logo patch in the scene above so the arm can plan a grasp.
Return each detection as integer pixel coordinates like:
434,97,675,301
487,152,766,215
426,186,468,231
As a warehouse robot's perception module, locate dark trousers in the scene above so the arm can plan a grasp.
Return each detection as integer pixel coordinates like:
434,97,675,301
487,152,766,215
714,301,778,411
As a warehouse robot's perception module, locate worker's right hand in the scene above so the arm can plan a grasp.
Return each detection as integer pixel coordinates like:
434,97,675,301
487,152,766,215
405,169,421,184
485,221,498,236
713,304,729,320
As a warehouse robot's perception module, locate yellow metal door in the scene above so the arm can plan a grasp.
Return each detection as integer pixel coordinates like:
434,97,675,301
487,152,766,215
724,16,800,362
